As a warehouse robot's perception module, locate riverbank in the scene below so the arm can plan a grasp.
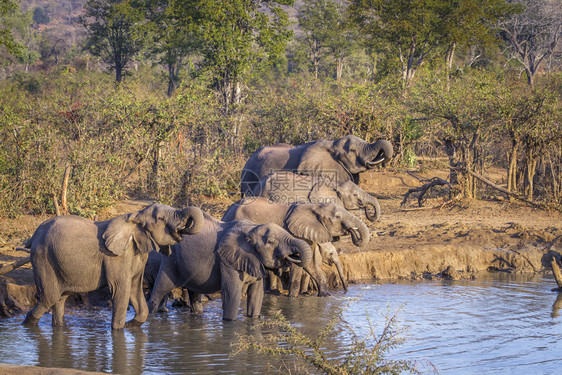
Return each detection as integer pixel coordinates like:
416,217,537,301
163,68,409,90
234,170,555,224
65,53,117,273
1,168,561,317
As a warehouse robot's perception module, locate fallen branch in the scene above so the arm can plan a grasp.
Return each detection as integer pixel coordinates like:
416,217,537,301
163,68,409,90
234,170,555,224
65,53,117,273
0,257,31,276
401,177,452,207
461,167,544,209
551,257,562,292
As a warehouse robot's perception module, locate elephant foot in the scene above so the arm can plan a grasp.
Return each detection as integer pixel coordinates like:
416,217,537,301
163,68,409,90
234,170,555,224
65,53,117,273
22,313,40,327
317,290,331,297
190,303,204,316
124,319,145,328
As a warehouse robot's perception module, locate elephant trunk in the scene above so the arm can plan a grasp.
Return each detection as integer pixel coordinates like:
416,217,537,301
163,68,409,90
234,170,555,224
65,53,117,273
179,206,205,235
362,194,381,222
366,140,394,168
344,215,370,248
285,238,313,268
334,258,348,292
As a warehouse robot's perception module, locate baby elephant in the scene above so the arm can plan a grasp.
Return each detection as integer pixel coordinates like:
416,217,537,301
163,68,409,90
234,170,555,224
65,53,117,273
22,203,204,329
147,212,313,321
251,171,381,221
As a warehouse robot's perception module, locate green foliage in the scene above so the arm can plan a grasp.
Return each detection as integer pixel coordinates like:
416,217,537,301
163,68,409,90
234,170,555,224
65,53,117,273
80,0,147,82
0,0,22,55
233,306,420,375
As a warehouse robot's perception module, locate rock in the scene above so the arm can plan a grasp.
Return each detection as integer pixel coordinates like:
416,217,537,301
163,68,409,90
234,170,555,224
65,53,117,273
0,282,36,318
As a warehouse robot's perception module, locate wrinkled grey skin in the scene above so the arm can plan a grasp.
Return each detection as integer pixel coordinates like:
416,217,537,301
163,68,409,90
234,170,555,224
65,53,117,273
222,198,369,297
22,203,204,329
252,171,381,222
241,135,393,196
147,213,313,321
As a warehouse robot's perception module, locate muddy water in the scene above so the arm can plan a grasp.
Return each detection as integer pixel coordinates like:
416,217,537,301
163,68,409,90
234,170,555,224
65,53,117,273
1,273,561,374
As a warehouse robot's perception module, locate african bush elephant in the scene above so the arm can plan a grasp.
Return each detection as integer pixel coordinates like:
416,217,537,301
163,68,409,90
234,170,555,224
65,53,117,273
252,171,381,222
147,212,313,321
222,198,369,297
240,135,393,195
22,203,204,329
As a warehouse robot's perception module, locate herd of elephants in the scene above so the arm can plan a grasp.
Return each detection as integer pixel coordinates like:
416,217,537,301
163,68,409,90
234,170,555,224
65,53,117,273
20,135,394,329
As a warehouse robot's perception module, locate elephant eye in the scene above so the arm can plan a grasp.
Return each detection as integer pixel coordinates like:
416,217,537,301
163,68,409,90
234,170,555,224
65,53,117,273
335,212,342,219
267,238,276,245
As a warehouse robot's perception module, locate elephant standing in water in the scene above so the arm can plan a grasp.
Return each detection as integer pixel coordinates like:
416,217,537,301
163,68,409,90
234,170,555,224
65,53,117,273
240,135,393,195
22,203,204,329
222,198,369,297
251,171,381,222
147,212,313,320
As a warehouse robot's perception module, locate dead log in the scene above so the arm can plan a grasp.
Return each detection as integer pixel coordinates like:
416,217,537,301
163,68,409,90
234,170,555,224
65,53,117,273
0,257,31,276
551,257,562,292
401,177,452,207
462,168,543,208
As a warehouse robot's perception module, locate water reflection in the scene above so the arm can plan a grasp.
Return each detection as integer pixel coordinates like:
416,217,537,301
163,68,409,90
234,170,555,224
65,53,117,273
0,274,561,374
552,292,562,318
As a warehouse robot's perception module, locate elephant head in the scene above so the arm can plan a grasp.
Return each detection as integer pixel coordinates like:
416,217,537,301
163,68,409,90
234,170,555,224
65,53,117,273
333,180,381,222
286,203,370,248
103,203,204,256
318,242,347,292
298,135,393,176
217,222,313,278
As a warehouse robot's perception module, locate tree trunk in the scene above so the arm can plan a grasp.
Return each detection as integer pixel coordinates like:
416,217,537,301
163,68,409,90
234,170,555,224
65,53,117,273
445,42,456,92
525,148,537,201
336,57,343,81
507,138,520,193
444,139,458,184
150,141,164,199
115,65,123,83
167,63,176,97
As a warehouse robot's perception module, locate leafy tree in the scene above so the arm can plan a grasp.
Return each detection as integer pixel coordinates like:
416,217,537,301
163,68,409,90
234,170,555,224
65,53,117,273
498,0,562,88
143,0,198,96
297,0,357,80
80,0,146,83
0,0,21,56
32,6,50,25
349,0,513,88
176,0,293,115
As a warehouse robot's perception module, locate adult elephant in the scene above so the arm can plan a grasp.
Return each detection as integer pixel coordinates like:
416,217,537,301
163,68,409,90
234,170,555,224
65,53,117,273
147,212,313,321
22,203,204,329
240,135,393,196
252,171,381,222
222,198,369,297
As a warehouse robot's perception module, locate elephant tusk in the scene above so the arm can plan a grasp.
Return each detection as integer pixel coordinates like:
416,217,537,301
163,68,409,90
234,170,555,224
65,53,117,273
284,255,302,264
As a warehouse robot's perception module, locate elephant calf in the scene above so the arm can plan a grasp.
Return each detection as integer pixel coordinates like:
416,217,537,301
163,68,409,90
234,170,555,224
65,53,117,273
251,171,381,222
147,212,313,321
222,198,370,297
22,203,204,329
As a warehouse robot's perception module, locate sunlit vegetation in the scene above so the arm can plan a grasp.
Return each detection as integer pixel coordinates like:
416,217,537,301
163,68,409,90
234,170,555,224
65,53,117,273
0,0,561,217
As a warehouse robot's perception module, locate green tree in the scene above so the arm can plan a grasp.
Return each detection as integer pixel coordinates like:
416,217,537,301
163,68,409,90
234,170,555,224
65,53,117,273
297,0,357,80
143,0,197,96
349,0,513,87
177,0,293,115
80,0,146,83
0,0,21,56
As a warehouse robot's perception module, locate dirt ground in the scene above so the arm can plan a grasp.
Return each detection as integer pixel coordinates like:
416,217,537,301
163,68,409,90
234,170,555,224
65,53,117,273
1,167,562,312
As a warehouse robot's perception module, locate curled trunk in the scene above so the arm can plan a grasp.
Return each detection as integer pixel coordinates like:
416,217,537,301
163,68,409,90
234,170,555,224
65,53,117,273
366,140,394,168
345,215,370,248
180,206,205,235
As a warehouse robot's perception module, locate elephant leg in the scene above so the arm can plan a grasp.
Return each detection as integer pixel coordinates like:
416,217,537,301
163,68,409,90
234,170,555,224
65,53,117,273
148,259,180,314
220,266,243,321
52,294,70,327
22,282,61,327
288,264,303,298
246,279,264,318
126,273,148,327
300,272,311,294
110,280,132,330
188,290,203,315
311,243,330,297
267,270,282,295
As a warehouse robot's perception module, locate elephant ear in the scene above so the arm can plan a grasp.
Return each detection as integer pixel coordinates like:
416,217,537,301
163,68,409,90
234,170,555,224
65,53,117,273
286,205,332,244
217,228,266,279
103,214,136,256
297,141,334,174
